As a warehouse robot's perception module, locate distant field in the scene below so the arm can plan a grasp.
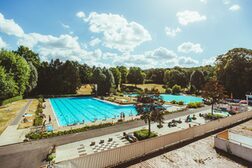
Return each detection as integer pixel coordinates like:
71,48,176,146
124,84,166,93
0,99,28,134
77,84,93,95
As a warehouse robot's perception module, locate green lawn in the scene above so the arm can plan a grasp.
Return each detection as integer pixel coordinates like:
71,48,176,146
124,83,166,93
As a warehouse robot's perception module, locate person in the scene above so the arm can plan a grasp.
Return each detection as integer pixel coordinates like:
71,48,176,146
122,112,125,119
49,115,51,123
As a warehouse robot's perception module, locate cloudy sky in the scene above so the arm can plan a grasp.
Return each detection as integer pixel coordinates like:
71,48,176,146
0,0,251,68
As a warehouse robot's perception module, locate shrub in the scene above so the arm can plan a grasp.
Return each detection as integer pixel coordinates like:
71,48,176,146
178,101,184,105
0,95,23,106
26,122,115,140
133,129,157,140
187,102,203,108
172,85,181,94
170,100,177,104
205,113,224,120
165,88,172,94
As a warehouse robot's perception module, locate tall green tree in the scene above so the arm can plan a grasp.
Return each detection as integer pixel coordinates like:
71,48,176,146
110,67,121,89
25,62,38,94
92,68,107,96
163,69,187,88
216,48,252,98
127,67,145,86
202,78,226,114
0,66,18,100
103,69,115,94
136,94,165,136
118,66,128,84
14,46,40,68
190,70,205,91
0,50,30,96
79,64,93,84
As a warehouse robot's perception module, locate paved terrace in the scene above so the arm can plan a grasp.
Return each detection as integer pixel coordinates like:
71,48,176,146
0,106,210,168
56,109,210,162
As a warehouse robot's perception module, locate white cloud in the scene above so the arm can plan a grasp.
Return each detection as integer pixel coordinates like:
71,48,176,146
80,12,151,52
0,13,24,37
223,0,230,5
177,42,203,54
89,38,101,47
165,27,181,37
0,37,7,49
61,23,70,29
200,0,207,4
176,10,207,26
76,11,86,20
202,56,216,65
229,4,240,11
178,57,199,66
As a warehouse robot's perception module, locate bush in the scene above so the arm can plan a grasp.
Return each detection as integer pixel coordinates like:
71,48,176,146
165,88,172,94
172,85,181,94
170,100,177,104
187,102,203,108
178,101,184,105
26,122,115,140
133,129,157,140
0,95,23,106
205,113,224,120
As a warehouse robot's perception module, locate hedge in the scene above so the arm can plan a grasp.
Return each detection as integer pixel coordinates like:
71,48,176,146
0,95,23,106
133,129,157,140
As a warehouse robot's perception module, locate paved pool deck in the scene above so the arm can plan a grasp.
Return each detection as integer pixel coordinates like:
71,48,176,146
55,108,210,162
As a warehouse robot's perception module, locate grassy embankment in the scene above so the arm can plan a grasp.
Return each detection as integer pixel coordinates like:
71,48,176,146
0,100,28,134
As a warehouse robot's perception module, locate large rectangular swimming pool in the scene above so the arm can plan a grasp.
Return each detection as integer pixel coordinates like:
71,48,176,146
50,97,137,126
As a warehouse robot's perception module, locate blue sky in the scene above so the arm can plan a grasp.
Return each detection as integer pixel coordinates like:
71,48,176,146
0,0,251,68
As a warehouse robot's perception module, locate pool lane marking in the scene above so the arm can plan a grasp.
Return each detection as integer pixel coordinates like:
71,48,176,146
70,99,109,119
64,99,93,122
58,99,81,124
49,99,61,126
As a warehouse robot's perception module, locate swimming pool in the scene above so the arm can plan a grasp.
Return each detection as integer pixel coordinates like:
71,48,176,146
126,93,202,104
160,94,202,104
50,97,137,126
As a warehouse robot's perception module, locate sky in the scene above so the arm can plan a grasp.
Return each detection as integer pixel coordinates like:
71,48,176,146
0,0,251,69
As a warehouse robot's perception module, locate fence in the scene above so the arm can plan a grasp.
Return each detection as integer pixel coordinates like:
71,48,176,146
55,111,252,168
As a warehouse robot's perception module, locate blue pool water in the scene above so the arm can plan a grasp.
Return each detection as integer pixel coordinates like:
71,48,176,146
160,94,203,104
126,93,202,104
50,97,137,126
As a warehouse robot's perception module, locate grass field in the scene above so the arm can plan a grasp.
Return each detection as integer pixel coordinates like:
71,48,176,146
76,84,93,95
0,99,28,134
18,99,39,129
124,84,166,93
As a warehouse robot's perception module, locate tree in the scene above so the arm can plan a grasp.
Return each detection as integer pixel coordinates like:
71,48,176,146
92,68,107,96
163,69,187,88
0,66,18,100
103,69,115,95
0,50,30,96
79,64,93,84
202,78,226,114
136,93,165,136
110,67,121,89
190,70,205,92
127,67,145,86
25,62,38,95
14,46,40,68
216,48,252,98
118,66,128,84
172,84,181,94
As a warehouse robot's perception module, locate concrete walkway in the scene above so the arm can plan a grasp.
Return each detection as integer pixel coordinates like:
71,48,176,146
10,99,33,125
0,106,210,168
0,100,32,146
56,109,210,162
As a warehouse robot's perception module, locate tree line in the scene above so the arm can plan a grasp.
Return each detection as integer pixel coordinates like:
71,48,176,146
0,46,251,100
